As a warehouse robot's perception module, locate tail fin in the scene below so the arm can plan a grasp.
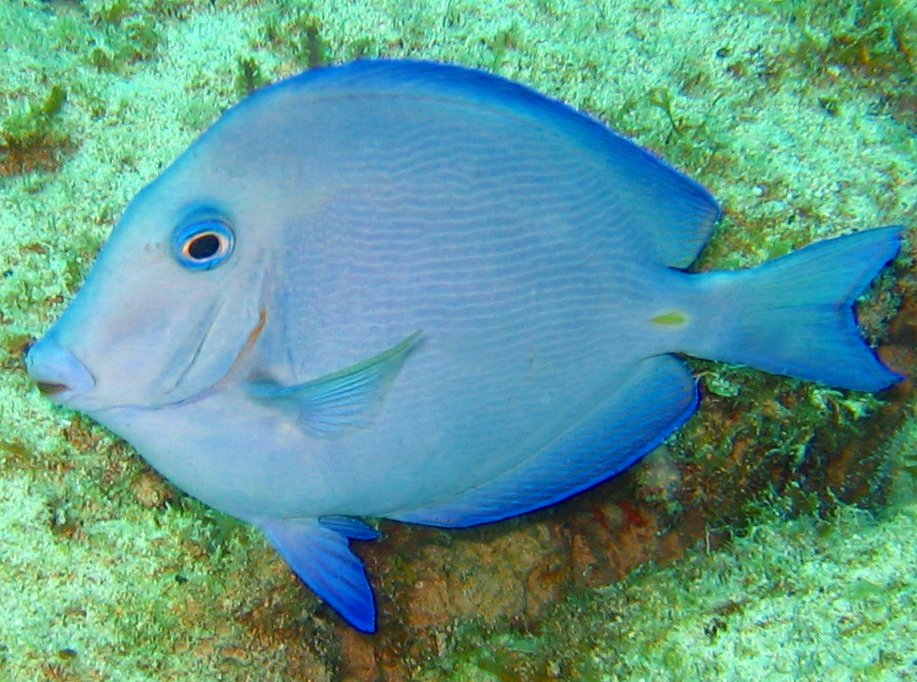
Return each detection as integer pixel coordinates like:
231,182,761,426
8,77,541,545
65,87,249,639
693,226,903,392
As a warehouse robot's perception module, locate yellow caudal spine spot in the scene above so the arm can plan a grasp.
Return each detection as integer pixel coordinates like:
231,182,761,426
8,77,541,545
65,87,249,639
650,311,688,327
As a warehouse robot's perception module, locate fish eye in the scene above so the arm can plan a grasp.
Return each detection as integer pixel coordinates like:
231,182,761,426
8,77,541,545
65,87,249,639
172,219,235,271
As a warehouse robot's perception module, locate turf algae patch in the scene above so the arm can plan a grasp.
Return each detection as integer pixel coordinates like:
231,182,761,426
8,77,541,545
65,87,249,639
0,85,73,176
884,403,917,511
754,0,916,131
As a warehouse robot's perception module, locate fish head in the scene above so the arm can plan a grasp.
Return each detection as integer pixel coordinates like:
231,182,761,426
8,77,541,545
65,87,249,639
25,161,273,413
24,78,343,414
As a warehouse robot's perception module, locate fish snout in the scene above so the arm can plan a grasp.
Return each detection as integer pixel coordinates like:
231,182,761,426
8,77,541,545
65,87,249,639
25,336,96,403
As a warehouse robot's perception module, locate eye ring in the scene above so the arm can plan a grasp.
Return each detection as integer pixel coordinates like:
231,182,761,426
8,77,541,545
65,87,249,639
172,219,235,271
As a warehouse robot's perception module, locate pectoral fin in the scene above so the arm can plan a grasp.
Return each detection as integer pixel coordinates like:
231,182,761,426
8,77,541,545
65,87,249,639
248,332,422,438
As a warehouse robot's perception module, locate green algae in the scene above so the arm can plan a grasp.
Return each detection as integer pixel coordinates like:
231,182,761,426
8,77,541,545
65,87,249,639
417,503,917,681
0,84,70,175
885,404,917,511
0,0,914,679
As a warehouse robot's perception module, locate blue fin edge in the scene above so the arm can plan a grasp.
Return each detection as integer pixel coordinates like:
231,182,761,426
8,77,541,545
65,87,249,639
258,516,379,632
395,356,700,528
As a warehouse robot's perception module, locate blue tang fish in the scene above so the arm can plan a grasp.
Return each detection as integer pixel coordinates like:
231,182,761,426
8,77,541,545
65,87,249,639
26,60,902,632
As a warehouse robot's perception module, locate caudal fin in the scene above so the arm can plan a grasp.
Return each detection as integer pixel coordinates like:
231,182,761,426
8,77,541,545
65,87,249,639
694,226,903,392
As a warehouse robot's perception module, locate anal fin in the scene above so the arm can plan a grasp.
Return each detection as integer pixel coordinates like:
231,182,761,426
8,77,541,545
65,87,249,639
394,354,698,528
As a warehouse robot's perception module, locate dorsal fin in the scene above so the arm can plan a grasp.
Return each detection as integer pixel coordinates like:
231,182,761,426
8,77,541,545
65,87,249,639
239,59,721,268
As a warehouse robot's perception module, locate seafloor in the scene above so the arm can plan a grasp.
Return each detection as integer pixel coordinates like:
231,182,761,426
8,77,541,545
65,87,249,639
1,0,915,680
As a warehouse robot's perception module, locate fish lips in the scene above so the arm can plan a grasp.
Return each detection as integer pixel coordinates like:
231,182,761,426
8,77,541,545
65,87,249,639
25,335,97,407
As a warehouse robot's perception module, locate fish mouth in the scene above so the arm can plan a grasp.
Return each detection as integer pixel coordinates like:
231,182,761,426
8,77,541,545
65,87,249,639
26,334,97,407
36,381,69,396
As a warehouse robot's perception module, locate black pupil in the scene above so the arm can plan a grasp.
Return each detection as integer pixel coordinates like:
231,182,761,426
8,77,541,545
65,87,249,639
188,233,220,260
